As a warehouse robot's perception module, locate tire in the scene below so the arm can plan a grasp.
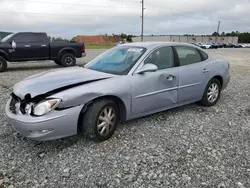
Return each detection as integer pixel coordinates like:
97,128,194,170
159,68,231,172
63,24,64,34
0,56,7,72
199,78,222,107
60,53,76,67
54,59,61,65
81,99,119,142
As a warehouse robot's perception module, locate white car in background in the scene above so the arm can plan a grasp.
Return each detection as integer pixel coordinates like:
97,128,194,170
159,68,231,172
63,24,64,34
241,44,250,48
200,43,212,49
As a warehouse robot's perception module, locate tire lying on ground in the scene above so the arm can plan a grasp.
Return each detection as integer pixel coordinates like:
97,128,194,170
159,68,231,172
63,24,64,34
60,53,76,67
0,56,7,72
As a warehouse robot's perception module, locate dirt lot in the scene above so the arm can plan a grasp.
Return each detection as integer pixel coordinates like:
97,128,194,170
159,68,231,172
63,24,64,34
0,48,250,188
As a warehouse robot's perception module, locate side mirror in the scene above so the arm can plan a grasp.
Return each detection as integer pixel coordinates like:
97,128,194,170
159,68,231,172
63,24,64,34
10,41,16,49
135,63,158,74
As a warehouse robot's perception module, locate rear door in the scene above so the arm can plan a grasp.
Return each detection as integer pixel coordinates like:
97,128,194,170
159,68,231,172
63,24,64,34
173,45,210,103
29,33,50,60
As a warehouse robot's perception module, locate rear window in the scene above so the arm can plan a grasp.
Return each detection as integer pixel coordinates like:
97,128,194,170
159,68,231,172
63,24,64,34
30,33,48,43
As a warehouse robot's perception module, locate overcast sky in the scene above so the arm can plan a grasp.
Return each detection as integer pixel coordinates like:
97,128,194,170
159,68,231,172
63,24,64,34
0,0,250,39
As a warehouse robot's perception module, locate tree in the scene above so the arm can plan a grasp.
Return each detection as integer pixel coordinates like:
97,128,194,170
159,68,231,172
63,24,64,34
120,33,127,39
70,37,76,43
49,37,70,43
126,35,133,42
221,31,250,43
212,32,219,36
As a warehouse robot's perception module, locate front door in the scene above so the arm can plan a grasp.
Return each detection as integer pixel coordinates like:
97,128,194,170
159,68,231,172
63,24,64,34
131,46,179,116
173,45,210,103
8,33,33,61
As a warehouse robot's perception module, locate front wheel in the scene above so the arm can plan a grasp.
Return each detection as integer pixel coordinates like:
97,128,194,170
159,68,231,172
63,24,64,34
199,78,222,107
81,99,119,142
0,56,7,72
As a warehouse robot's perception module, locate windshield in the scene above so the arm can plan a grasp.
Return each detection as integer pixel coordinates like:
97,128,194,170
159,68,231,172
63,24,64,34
85,46,146,75
1,33,14,43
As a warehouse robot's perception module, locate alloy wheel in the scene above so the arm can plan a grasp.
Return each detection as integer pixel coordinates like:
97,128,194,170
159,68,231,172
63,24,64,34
97,107,116,136
207,83,219,103
65,56,73,65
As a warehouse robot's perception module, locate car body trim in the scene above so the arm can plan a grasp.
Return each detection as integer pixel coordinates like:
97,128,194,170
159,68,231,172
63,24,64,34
17,114,67,124
134,87,178,99
179,82,202,89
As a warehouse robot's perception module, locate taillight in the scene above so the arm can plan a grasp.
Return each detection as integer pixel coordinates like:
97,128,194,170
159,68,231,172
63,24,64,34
82,44,86,52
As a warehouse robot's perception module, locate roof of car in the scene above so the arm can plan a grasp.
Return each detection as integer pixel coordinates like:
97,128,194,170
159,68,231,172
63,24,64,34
119,41,214,59
120,41,197,48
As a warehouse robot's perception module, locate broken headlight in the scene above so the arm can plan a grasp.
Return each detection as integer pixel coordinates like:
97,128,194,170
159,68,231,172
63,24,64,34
32,98,61,116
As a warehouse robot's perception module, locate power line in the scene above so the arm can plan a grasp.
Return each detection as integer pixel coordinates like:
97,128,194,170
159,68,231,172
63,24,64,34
0,11,142,28
0,10,240,26
14,0,213,19
3,1,245,35
12,0,244,24
146,4,201,16
143,17,207,27
14,0,140,9
0,11,104,17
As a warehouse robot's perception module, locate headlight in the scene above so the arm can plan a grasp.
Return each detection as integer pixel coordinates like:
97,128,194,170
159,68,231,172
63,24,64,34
33,98,61,116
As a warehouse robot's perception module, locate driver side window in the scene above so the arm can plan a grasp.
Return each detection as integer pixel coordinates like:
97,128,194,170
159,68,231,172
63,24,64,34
144,46,174,70
12,34,31,43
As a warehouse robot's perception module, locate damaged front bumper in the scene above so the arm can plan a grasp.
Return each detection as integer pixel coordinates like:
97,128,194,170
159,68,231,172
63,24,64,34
5,98,84,141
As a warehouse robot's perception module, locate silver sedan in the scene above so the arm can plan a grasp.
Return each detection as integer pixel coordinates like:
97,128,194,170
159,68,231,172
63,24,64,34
5,42,230,142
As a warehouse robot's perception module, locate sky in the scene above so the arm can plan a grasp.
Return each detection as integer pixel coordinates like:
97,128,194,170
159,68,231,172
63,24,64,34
0,0,250,39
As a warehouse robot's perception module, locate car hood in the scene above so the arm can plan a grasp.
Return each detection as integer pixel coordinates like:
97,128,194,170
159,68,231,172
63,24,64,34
13,66,115,99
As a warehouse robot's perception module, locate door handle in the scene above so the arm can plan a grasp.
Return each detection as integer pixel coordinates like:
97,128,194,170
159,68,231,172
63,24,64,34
24,45,30,47
41,44,47,47
166,75,175,81
202,68,210,73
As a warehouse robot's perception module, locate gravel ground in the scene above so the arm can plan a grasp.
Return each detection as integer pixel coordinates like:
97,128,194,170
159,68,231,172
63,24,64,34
0,48,250,188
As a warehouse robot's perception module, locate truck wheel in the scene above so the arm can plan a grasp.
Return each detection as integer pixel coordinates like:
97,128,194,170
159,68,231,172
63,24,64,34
0,56,7,72
54,59,61,65
81,99,119,142
60,53,76,67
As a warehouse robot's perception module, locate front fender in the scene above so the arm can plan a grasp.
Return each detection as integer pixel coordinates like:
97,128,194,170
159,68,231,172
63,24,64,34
57,92,104,108
49,76,132,118
0,49,9,60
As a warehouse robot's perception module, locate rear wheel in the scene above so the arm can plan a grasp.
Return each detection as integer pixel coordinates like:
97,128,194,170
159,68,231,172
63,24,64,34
81,99,119,142
199,78,222,107
60,53,76,67
0,56,7,72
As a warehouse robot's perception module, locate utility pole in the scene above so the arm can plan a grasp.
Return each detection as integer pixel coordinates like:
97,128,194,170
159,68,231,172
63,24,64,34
140,0,145,42
216,21,221,42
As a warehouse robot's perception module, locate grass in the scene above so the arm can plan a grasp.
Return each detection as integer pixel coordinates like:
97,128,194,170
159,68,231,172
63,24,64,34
85,43,114,49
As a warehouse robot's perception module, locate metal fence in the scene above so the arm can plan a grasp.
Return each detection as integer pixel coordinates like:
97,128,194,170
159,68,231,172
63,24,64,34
132,35,239,43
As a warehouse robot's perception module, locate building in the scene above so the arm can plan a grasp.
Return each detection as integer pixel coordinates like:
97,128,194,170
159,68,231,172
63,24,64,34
75,35,122,44
132,35,239,43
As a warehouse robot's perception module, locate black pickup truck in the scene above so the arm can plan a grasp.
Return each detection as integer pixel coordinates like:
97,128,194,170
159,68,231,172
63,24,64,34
0,32,86,72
